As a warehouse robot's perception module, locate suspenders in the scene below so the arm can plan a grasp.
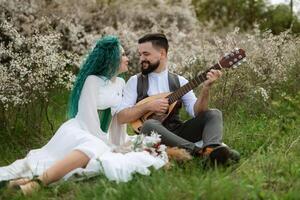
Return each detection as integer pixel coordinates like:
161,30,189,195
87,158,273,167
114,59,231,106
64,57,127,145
136,74,149,103
136,72,180,103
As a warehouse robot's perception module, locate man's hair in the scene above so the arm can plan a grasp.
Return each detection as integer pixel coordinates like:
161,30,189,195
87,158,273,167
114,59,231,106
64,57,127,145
138,33,169,53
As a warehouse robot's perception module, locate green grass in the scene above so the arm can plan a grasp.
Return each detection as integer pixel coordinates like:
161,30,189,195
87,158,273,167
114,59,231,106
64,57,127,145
0,92,299,199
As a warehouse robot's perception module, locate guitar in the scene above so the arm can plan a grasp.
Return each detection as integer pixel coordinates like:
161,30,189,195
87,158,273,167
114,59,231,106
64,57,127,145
131,48,246,133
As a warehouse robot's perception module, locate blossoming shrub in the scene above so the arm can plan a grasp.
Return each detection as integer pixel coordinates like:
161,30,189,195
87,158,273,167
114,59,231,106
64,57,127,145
183,28,300,112
0,20,76,136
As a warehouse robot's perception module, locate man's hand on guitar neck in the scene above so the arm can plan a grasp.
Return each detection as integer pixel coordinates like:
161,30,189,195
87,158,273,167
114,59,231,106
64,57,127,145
194,69,222,116
203,69,222,88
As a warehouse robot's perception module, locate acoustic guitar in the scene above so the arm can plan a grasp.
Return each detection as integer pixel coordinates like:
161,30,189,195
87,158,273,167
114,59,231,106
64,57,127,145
131,48,246,133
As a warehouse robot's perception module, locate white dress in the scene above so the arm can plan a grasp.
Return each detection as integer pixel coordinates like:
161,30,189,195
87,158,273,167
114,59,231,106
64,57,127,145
0,75,167,183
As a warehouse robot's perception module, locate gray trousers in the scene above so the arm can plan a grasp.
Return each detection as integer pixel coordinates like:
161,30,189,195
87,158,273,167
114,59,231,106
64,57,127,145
140,109,223,155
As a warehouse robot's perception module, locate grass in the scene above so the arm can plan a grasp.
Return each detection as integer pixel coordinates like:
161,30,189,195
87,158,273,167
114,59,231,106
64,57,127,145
0,91,299,200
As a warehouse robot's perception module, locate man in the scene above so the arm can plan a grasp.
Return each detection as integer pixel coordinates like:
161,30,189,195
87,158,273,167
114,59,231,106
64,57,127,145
117,33,239,165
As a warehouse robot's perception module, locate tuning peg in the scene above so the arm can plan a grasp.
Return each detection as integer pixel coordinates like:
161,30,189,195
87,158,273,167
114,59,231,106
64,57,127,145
234,48,239,54
224,53,230,59
234,58,238,62
238,55,243,59
229,61,233,65
242,58,247,62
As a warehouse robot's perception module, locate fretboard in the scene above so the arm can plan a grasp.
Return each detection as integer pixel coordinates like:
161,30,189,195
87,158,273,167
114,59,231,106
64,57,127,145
167,63,221,104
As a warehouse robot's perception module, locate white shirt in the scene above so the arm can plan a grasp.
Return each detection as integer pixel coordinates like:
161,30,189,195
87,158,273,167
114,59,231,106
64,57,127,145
117,68,197,117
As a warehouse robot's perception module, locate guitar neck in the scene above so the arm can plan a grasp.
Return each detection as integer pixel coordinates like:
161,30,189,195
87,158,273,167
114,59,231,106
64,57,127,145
167,63,221,104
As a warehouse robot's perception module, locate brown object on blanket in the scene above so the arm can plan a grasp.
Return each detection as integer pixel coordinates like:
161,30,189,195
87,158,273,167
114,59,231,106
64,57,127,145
166,147,192,162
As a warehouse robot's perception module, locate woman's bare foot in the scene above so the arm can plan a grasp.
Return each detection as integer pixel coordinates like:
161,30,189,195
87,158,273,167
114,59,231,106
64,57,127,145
7,178,31,189
19,180,41,195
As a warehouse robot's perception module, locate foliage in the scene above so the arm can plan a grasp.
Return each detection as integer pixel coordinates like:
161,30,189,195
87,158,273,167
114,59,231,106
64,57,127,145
0,20,75,107
192,0,266,30
192,0,300,34
271,91,300,133
260,3,300,34
0,20,77,138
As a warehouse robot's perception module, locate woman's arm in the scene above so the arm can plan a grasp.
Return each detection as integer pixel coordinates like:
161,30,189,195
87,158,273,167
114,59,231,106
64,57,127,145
76,75,102,136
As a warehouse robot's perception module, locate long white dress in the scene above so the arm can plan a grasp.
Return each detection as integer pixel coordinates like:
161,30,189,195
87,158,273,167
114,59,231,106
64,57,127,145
0,75,167,183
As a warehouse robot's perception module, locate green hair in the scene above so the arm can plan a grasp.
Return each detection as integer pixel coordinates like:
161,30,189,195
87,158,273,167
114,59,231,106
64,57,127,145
68,35,121,132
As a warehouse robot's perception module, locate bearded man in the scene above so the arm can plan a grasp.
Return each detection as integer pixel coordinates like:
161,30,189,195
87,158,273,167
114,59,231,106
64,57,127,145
116,33,240,165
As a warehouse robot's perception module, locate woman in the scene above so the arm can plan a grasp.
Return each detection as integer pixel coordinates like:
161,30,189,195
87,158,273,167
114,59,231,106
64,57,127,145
0,36,167,195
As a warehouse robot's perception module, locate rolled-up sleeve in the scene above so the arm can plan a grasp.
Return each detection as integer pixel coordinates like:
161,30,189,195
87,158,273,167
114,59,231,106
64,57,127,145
178,75,197,117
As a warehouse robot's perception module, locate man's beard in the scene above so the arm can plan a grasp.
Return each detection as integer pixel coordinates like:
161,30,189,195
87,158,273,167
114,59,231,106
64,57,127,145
140,60,160,75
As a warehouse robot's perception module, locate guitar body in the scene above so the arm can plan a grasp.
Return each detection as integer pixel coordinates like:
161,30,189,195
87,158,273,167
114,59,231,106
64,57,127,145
131,92,179,133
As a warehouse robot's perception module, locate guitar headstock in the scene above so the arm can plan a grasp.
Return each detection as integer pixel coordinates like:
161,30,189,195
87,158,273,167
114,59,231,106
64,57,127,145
218,48,246,69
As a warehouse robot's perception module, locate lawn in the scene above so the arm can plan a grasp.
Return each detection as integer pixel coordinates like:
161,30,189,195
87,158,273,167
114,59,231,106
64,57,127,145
0,91,299,200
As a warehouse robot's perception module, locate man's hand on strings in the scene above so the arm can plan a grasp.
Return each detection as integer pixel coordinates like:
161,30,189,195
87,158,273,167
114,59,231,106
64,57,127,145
147,98,169,114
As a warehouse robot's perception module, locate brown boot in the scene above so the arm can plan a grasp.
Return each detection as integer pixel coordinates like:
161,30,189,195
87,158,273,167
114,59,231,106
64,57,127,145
200,145,230,165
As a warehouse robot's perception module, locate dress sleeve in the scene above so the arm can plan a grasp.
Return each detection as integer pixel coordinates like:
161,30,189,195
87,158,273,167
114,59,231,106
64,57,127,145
108,77,129,146
110,77,126,116
76,75,103,136
108,115,128,146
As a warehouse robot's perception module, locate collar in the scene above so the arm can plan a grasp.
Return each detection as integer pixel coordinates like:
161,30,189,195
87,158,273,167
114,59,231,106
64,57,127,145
148,67,168,78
